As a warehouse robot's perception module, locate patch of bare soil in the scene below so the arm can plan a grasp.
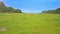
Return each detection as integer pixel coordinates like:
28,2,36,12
0,27,7,32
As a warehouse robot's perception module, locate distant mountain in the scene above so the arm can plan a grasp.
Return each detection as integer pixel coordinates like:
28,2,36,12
41,8,60,14
0,2,22,13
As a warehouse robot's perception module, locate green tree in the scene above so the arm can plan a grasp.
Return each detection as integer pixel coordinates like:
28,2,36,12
15,9,22,13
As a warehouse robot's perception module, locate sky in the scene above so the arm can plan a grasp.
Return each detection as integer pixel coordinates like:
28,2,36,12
1,0,60,13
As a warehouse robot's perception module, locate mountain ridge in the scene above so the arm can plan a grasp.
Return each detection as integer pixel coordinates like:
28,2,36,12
0,2,22,13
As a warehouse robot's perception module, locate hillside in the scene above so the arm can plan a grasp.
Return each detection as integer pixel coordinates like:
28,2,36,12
42,8,60,14
0,13,60,34
0,2,22,13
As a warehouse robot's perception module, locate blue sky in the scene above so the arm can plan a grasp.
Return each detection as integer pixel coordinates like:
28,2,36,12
1,0,60,13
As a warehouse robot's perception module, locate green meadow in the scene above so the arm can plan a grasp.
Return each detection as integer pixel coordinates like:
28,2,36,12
0,13,60,34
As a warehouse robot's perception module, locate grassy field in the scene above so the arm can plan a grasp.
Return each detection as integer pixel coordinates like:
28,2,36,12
0,13,60,34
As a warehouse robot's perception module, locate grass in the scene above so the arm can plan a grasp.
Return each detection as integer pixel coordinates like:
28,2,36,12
0,13,60,34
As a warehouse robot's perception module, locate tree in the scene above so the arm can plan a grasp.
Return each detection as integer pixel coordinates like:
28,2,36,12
7,7,14,13
15,9,22,13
